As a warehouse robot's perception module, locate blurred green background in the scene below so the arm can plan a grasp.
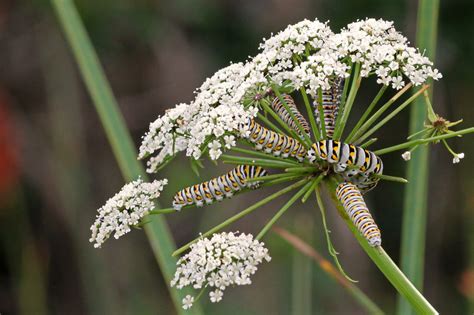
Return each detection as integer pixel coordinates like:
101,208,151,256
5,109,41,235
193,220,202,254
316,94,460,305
1,0,473,314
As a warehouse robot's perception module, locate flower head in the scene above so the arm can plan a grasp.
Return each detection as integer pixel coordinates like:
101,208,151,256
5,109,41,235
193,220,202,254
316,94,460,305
401,151,411,161
89,178,168,248
453,153,465,164
182,295,194,310
170,232,271,308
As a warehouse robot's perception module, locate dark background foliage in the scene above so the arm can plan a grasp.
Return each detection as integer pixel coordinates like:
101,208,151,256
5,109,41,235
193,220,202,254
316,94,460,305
0,0,473,314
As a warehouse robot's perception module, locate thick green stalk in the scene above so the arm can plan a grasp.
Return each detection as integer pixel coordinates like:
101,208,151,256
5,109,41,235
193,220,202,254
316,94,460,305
49,1,201,313
374,127,474,155
172,179,308,256
397,1,440,314
326,179,438,314
333,63,361,140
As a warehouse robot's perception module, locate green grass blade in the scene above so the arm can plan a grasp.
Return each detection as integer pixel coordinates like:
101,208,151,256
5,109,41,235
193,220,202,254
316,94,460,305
397,1,440,314
326,179,438,314
50,1,202,313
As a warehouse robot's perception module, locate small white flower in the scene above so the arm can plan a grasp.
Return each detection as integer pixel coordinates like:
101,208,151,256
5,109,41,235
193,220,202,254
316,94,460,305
223,135,236,149
209,289,223,303
89,178,168,248
453,153,465,164
182,295,194,310
171,232,271,305
402,151,411,161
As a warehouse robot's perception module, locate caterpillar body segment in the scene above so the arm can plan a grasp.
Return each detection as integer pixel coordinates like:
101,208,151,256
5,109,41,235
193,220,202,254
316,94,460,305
271,94,310,135
244,119,307,161
307,140,383,192
336,182,382,247
314,78,344,139
172,165,268,211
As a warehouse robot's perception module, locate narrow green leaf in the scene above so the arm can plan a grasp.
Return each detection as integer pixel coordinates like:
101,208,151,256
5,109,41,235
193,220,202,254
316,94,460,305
49,1,202,313
397,1,440,314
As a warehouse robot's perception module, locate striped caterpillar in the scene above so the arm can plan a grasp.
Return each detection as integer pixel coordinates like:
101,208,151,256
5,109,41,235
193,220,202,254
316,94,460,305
307,140,383,192
243,119,307,162
336,182,382,247
314,78,344,139
172,165,268,211
271,94,310,135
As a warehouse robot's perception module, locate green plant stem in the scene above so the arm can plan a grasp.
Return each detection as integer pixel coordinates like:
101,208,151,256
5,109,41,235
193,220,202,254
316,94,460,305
245,172,303,183
221,154,298,169
374,127,474,155
256,181,313,240
300,87,321,140
349,83,413,143
149,208,176,215
317,88,328,139
373,174,409,184
339,71,351,109
301,174,324,203
261,174,307,187
284,166,318,173
232,145,301,165
346,85,388,142
315,186,357,282
49,1,201,313
257,112,287,135
172,179,308,256
355,85,429,144
274,227,385,315
333,63,361,140
272,84,313,146
397,1,440,314
360,138,378,148
326,179,438,314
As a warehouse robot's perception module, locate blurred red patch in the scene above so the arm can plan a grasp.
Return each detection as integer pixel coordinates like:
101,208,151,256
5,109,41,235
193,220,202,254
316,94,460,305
0,88,19,197
458,268,474,299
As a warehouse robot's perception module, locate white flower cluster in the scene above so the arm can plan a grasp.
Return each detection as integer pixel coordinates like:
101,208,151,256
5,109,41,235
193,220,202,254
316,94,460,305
138,18,442,172
253,19,333,82
171,232,271,309
288,18,442,97
453,152,465,164
89,178,168,248
139,63,261,172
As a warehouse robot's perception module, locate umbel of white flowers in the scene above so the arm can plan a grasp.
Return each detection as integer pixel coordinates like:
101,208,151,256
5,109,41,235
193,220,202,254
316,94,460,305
138,18,441,173
89,178,168,248
170,232,271,309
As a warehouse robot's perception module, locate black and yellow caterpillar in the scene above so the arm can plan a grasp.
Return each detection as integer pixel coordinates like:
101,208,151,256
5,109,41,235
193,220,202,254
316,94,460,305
307,140,383,192
172,165,267,211
314,78,344,139
244,119,307,162
271,94,310,135
336,182,382,247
